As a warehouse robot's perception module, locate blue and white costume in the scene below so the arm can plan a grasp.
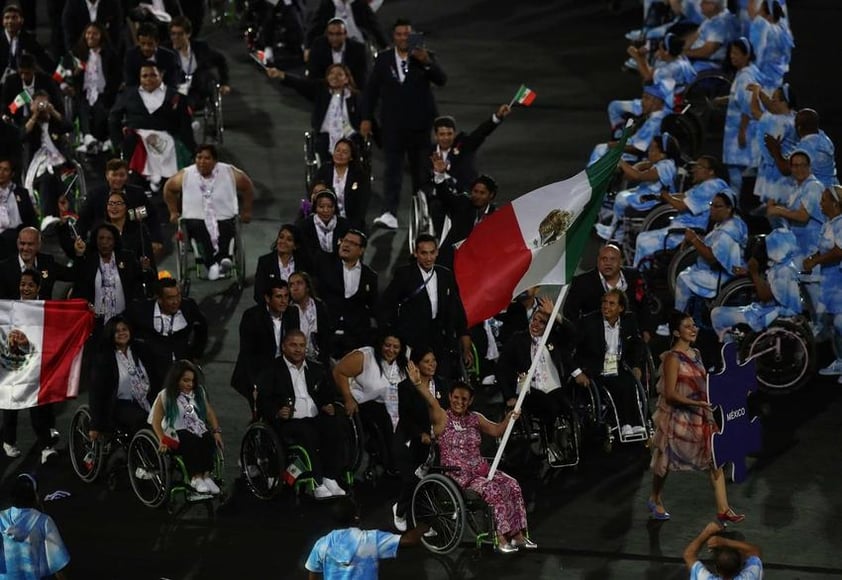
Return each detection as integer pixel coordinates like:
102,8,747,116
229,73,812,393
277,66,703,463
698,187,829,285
797,131,839,189
723,61,761,191
675,215,748,311
689,11,739,72
816,214,842,316
306,527,400,579
608,57,696,126
754,107,797,202
775,174,825,262
589,109,667,166
749,14,794,89
0,507,70,579
633,178,730,267
603,158,677,243
711,227,802,340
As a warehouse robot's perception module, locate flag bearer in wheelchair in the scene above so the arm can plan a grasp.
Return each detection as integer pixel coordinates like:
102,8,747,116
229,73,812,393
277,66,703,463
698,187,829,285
572,289,647,438
163,144,254,281
149,360,223,495
806,186,842,381
710,227,801,341
496,297,576,463
674,190,748,313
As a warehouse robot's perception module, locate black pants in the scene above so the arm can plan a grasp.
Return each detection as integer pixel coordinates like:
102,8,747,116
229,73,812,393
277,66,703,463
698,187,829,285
184,217,237,268
273,414,344,481
599,371,642,427
359,401,395,472
382,129,429,215
2,404,55,448
113,399,149,435
77,94,111,142
522,388,571,444
176,429,215,477
393,434,431,518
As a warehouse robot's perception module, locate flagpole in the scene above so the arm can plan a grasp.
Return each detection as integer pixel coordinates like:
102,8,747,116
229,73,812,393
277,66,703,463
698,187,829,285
487,283,570,481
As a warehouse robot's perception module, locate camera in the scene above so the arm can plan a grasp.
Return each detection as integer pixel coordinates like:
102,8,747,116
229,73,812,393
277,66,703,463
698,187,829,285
128,206,148,221
37,102,47,111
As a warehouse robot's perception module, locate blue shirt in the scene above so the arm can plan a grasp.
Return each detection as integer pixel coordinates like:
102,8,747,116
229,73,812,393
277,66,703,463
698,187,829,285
306,528,400,580
691,11,738,67
653,56,697,109
797,131,839,188
723,64,761,167
749,16,794,89
781,175,825,256
630,110,666,154
674,178,730,230
0,508,70,580
690,556,763,579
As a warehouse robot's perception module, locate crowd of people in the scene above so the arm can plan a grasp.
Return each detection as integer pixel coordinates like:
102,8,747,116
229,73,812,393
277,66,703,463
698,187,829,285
1,0,834,577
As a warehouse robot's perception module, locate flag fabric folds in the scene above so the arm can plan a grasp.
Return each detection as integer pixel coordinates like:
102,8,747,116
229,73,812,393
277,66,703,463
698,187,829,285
8,91,31,114
512,84,537,107
453,133,628,327
0,299,94,410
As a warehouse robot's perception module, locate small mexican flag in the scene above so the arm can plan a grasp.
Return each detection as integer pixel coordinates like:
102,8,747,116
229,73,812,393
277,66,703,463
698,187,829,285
52,62,72,83
8,91,31,114
283,456,307,486
512,84,536,107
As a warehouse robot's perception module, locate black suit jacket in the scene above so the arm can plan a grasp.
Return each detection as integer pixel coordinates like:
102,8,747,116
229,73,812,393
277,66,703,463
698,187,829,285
0,119,22,170
378,263,468,354
88,341,161,431
0,182,38,231
496,326,576,402
255,357,335,424
396,376,449,444
573,312,645,380
305,0,387,49
71,184,164,245
424,116,501,192
2,72,64,125
362,48,446,135
430,178,495,268
72,250,146,309
563,267,655,334
294,297,332,366
163,38,231,87
123,45,180,87
253,249,314,304
0,251,74,300
297,215,350,264
125,297,209,367
280,73,362,134
315,256,377,345
314,162,370,231
231,303,300,396
0,30,54,75
306,36,369,88
69,45,122,109
108,85,196,158
62,0,124,52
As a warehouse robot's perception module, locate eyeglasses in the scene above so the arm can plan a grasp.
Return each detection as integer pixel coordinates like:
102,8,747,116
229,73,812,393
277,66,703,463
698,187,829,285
107,201,126,206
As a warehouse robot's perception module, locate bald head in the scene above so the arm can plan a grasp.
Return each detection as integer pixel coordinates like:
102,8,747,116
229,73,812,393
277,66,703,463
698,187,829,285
597,244,623,279
795,108,819,137
17,227,40,263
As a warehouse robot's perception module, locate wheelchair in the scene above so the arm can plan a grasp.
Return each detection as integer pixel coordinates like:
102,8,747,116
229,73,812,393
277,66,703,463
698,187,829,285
68,405,132,488
303,132,372,195
174,216,246,296
194,81,224,145
681,70,733,140
504,391,581,470
408,188,441,255
126,428,225,511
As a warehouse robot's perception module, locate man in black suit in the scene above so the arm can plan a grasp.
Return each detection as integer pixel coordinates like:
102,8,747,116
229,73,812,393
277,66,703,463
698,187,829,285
62,0,124,53
563,243,654,340
1,54,64,127
166,16,231,110
231,279,300,408
255,330,347,499
0,5,53,80
0,160,37,260
360,19,446,230
572,289,646,436
0,227,77,299
123,23,179,87
305,0,387,52
306,17,369,88
315,229,378,358
430,174,498,269
379,233,471,379
125,276,208,369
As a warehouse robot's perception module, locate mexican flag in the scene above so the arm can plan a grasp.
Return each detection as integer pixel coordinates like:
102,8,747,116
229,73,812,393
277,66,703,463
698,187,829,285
512,84,536,107
0,300,94,410
52,62,73,83
453,130,628,327
8,91,31,114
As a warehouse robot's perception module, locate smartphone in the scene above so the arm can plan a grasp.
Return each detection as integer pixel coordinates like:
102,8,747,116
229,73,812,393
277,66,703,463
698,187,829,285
408,32,425,51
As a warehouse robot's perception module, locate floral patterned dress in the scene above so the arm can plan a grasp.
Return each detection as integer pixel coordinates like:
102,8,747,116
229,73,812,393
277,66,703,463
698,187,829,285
650,350,716,476
438,410,527,537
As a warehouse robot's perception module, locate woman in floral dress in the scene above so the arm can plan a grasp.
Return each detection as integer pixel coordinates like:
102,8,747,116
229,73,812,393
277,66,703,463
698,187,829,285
410,366,534,554
648,311,744,523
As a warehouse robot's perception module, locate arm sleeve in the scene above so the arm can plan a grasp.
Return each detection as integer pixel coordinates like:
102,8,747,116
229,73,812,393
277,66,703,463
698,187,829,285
375,530,401,560
304,536,326,572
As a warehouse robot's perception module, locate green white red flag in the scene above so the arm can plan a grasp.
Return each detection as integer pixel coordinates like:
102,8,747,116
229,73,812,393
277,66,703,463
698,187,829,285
8,91,31,114
512,84,536,107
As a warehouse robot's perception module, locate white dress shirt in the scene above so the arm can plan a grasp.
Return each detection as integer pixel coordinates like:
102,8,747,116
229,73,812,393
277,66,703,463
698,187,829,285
342,259,362,298
419,266,438,318
139,83,167,114
153,302,188,336
285,357,319,418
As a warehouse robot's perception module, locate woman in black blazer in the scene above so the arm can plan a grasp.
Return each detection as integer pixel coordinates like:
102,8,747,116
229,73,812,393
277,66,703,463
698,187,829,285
253,223,313,303
296,189,350,264
288,271,332,366
314,137,371,230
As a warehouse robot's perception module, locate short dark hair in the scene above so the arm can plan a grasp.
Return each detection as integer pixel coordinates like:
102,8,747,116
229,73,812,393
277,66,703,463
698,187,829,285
393,18,412,30
714,546,743,578
283,329,307,343
3,4,22,16
451,380,474,397
170,15,192,34
10,474,38,509
471,174,498,196
414,233,437,248
603,287,628,310
19,268,41,288
17,53,35,70
139,60,160,72
137,22,159,40
196,144,218,160
326,17,346,30
156,276,180,296
264,279,289,297
433,116,456,131
344,229,368,248
331,497,359,527
106,158,128,173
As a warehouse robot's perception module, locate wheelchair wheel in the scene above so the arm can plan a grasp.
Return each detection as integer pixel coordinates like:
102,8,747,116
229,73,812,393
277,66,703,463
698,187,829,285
711,277,758,309
742,318,814,395
411,473,467,555
175,221,191,297
68,405,103,483
234,218,246,290
304,131,320,193
240,422,285,500
127,429,171,508
335,403,364,478
409,194,422,255
550,406,581,467
639,204,678,234
659,112,704,160
667,245,699,297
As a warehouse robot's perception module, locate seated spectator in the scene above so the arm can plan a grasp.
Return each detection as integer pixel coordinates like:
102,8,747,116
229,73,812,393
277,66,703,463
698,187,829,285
69,22,122,155
748,82,796,204
720,37,761,194
149,359,223,495
0,4,54,78
109,61,195,190
288,271,332,365
589,84,667,166
253,224,313,303
126,276,208,369
0,159,37,260
297,189,350,263
256,330,347,499
267,63,362,166
0,227,77,299
595,133,680,243
123,23,179,87
89,315,161,441
430,174,498,269
683,521,762,580
749,0,793,90
314,138,371,231
766,108,838,190
633,155,729,268
711,227,801,341
1,53,64,128
305,0,387,53
163,144,254,280
62,0,124,53
306,17,369,89
231,280,300,408
674,190,748,313
316,229,378,358
683,0,738,73
166,16,231,110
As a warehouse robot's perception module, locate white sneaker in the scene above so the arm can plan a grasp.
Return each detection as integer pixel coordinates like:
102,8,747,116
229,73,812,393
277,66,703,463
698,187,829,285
3,443,21,458
135,467,153,480
632,425,647,435
313,484,332,499
204,477,221,495
41,447,58,465
620,425,634,437
322,478,346,496
481,374,497,386
50,428,60,441
191,476,210,493
392,503,407,532
219,257,233,275
625,28,644,42
656,323,670,337
373,212,398,229
819,359,842,376
622,57,640,71
837,375,842,385
207,263,221,281
594,223,614,241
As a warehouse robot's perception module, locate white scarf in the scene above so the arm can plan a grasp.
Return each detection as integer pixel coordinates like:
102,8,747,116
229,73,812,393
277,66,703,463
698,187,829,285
197,168,220,253
97,256,120,322
299,298,319,359
116,347,151,411
333,0,363,42
322,90,353,154
84,49,106,106
0,184,22,232
314,214,338,252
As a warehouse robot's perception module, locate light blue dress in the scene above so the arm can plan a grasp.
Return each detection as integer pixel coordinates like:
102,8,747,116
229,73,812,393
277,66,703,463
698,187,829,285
305,527,400,580
675,215,748,311
690,555,763,580
589,110,666,166
777,175,825,261
610,158,678,228
689,11,739,72
754,109,797,202
607,57,697,126
749,15,794,89
816,214,842,315
797,131,839,189
723,64,761,169
0,507,70,580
